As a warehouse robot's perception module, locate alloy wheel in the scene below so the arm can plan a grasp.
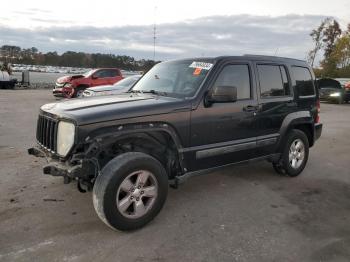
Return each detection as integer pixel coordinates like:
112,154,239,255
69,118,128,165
116,170,158,219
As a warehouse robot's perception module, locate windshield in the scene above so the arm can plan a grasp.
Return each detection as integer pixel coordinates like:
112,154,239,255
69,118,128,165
131,60,214,98
83,69,95,77
318,79,341,89
114,75,140,88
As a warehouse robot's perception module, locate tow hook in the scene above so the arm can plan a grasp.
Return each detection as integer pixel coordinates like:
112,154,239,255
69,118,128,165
77,179,93,193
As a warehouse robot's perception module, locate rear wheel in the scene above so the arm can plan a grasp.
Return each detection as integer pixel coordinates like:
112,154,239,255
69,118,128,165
273,129,309,177
93,152,168,231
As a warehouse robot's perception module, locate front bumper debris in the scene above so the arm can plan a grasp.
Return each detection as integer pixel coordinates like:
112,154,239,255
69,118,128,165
28,147,47,158
28,146,96,179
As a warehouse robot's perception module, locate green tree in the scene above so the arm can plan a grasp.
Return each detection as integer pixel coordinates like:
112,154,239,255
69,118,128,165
308,18,329,67
323,19,342,60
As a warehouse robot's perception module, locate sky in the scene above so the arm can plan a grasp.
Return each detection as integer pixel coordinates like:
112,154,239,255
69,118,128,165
1,0,350,61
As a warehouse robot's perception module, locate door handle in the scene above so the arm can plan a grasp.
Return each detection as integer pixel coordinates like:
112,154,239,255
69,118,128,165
243,105,258,112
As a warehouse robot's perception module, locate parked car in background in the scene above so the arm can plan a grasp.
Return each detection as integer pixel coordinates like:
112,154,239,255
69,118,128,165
83,75,142,97
53,68,123,98
318,78,350,104
338,78,350,102
0,70,17,89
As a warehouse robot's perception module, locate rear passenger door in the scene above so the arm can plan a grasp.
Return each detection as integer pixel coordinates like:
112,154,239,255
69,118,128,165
105,69,123,85
254,63,297,155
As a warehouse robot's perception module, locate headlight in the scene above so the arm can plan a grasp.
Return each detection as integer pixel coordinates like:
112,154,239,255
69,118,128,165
64,83,72,88
57,121,75,156
330,92,341,97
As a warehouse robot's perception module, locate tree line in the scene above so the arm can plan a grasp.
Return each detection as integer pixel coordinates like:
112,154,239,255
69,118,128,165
308,18,350,78
0,45,157,71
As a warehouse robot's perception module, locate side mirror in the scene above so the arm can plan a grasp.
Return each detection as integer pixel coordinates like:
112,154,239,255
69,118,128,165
205,85,237,106
91,75,98,79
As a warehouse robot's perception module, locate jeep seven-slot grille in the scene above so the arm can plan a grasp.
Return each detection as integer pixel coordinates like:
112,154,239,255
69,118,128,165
36,115,58,152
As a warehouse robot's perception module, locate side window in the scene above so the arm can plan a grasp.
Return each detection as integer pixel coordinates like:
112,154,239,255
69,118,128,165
291,66,315,97
213,64,251,100
94,70,108,78
106,69,119,77
257,65,291,98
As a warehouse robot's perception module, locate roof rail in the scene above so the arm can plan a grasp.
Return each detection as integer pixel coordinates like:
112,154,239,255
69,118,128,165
243,54,305,62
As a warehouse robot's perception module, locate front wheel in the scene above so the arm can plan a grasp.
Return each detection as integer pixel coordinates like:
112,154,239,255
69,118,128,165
273,129,309,177
74,87,87,98
93,152,168,231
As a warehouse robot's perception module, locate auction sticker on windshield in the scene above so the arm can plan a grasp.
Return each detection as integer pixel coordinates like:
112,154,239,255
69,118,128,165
189,62,213,70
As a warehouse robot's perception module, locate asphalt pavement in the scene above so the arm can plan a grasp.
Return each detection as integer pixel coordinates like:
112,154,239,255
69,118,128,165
0,89,349,262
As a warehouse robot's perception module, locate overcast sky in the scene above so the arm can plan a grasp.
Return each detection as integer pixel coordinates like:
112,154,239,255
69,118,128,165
1,0,350,61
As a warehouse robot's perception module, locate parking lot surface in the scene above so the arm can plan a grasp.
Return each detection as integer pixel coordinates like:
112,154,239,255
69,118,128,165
0,89,350,262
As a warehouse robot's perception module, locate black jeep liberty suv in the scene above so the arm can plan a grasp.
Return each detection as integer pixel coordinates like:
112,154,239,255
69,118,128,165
29,55,323,231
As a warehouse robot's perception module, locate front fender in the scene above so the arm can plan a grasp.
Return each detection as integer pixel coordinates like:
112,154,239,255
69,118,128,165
82,122,184,150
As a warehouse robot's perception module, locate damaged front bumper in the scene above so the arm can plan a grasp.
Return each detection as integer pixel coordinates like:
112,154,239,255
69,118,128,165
28,146,98,190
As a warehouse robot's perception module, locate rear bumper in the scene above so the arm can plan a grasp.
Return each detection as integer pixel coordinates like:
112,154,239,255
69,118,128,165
314,123,322,141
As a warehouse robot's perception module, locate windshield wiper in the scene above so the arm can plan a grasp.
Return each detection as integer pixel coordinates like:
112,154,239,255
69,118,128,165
128,90,143,94
130,89,168,96
144,90,168,96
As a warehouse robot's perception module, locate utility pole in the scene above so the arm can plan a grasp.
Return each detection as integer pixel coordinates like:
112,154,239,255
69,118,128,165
153,6,157,62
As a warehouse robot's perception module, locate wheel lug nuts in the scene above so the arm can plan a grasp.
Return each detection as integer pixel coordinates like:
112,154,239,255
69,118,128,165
138,186,141,189
141,191,144,194
130,196,133,200
136,197,140,201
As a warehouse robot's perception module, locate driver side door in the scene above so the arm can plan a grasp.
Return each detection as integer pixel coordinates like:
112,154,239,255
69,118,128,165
187,62,260,171
91,70,110,86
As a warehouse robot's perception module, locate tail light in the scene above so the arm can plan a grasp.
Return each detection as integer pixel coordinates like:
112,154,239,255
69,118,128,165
315,99,320,123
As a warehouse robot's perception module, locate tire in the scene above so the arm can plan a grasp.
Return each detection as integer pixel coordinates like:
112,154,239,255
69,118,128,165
93,152,168,231
273,129,309,177
74,87,87,98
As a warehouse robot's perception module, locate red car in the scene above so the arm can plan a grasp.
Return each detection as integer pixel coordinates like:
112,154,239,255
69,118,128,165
53,68,123,98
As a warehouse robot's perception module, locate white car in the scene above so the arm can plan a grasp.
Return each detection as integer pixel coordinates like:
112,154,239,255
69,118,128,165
0,70,16,89
83,75,142,97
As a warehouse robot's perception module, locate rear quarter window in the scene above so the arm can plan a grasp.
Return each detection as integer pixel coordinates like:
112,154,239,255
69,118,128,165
291,66,315,97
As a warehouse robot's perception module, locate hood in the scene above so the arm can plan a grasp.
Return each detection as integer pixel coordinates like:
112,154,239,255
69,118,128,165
57,74,84,83
40,93,190,125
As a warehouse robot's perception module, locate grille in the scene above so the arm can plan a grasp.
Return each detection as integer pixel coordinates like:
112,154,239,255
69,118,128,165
36,115,58,152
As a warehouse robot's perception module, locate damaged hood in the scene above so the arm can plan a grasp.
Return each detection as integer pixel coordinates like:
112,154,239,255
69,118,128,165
40,93,190,125
56,74,84,83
